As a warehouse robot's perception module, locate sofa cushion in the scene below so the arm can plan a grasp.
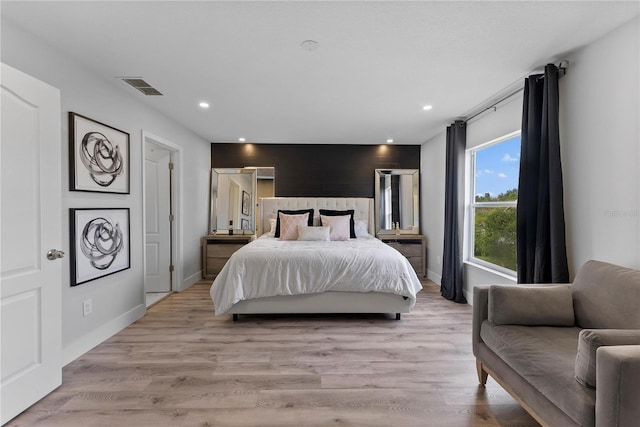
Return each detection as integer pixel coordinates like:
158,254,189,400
572,260,640,329
575,329,640,389
481,321,595,426
488,285,574,326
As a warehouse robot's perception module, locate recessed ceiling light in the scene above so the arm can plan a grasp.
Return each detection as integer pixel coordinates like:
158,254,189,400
386,139,394,144
422,105,433,111
238,138,246,142
199,102,209,108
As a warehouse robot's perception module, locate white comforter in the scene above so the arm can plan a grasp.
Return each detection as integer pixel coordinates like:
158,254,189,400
210,236,423,315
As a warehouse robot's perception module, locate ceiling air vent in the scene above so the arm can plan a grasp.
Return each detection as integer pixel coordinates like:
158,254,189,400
120,78,163,96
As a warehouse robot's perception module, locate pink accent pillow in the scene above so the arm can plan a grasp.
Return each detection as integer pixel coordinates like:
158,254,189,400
278,213,310,240
320,214,351,241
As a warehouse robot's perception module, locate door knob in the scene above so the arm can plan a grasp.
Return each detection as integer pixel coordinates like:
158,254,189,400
46,249,65,260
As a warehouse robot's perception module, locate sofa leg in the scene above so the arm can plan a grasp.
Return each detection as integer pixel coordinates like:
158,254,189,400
476,360,488,386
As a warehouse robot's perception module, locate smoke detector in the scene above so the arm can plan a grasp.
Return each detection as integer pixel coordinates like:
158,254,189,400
300,40,319,51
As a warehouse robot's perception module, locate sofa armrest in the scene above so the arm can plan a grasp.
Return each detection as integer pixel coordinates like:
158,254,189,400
596,345,640,427
576,329,640,388
472,286,490,357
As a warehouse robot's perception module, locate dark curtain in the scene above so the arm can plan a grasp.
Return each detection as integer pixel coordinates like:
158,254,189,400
517,64,569,283
441,120,467,303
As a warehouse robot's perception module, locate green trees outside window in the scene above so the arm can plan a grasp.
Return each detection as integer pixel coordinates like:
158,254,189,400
470,132,520,273
474,189,517,271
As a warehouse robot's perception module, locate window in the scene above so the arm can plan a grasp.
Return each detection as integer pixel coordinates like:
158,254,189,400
469,132,520,273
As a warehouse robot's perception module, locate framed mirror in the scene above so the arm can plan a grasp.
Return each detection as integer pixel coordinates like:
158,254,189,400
374,169,419,235
245,167,275,235
210,168,257,234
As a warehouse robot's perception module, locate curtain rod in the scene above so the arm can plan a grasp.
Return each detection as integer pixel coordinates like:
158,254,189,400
465,86,523,123
464,61,568,123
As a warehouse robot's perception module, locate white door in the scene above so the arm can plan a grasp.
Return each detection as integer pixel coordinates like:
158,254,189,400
144,144,171,292
1,63,62,424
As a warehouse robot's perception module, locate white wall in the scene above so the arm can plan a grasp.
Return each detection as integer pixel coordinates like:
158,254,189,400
560,17,640,275
420,17,640,301
420,131,446,284
465,95,523,150
400,174,413,228
1,19,211,364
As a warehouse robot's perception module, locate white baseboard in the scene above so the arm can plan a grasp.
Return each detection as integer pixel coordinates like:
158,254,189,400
463,288,472,305
426,269,473,305
426,269,442,285
62,303,146,367
181,270,203,291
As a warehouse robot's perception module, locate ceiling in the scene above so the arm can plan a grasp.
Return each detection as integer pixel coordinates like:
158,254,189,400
2,1,638,145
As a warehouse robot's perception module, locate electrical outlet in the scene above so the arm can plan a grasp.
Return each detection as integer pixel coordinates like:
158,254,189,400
83,299,92,316
436,255,442,265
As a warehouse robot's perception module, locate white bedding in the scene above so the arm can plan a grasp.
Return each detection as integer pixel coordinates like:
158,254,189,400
210,235,423,315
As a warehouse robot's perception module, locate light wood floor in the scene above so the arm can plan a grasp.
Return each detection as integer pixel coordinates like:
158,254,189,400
8,280,539,427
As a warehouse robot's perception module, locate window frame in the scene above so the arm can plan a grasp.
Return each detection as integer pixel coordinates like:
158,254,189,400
467,130,520,276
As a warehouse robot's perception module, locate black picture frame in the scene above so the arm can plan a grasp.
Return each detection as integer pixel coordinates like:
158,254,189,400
242,190,250,216
70,208,131,287
69,112,130,194
241,218,249,230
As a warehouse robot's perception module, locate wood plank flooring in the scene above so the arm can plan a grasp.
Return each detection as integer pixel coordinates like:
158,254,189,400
7,280,539,427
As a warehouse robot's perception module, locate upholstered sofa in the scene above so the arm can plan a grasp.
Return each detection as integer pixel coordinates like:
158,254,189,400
472,260,640,427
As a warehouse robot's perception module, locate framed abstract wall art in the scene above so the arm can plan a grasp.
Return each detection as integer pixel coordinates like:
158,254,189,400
242,190,250,216
70,208,130,286
69,112,130,194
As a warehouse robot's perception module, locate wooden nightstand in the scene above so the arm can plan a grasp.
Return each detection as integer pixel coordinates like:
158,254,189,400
378,234,426,278
201,234,253,279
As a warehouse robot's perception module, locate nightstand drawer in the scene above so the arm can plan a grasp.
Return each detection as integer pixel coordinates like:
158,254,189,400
207,243,245,258
385,241,422,256
378,234,426,278
202,235,253,279
407,257,424,274
206,257,229,274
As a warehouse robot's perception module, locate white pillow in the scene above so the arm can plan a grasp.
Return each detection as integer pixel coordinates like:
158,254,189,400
320,214,350,241
264,218,277,237
354,220,369,237
297,225,330,241
278,213,310,241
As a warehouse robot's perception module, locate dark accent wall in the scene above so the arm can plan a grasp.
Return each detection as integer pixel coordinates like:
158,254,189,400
210,143,420,198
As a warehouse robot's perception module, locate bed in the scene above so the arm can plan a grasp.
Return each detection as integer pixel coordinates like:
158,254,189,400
209,197,423,320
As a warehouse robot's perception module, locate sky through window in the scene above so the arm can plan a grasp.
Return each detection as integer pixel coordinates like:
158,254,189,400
475,135,521,198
